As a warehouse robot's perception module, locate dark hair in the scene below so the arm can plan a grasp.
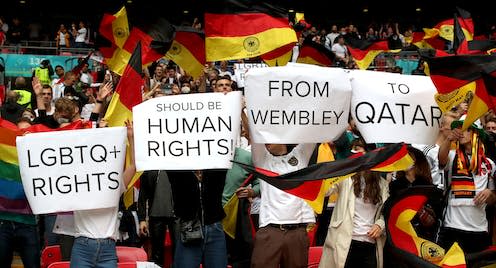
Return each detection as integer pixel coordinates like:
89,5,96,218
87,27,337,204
218,75,232,81
17,117,33,125
395,146,432,185
352,171,382,205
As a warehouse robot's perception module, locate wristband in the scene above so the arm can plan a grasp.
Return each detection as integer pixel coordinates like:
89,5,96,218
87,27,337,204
96,99,104,104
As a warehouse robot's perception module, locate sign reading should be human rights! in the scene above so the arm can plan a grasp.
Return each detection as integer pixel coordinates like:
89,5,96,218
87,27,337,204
16,127,127,214
133,92,242,171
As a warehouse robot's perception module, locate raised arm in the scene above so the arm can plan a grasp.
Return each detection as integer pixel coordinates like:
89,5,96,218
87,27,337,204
32,77,45,111
438,128,461,167
122,120,136,187
89,81,113,121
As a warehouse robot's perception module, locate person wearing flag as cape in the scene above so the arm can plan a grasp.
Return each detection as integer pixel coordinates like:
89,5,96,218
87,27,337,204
437,115,496,253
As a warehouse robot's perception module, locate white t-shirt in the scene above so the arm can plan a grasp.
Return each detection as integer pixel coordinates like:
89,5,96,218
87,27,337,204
332,43,348,59
73,180,125,239
35,105,55,116
352,188,378,244
59,32,66,46
444,150,495,232
52,83,65,101
252,143,316,227
75,27,87,43
325,32,340,49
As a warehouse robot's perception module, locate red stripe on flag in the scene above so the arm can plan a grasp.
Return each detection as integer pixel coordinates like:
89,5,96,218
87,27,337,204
205,13,290,37
298,45,332,66
99,13,117,43
372,144,408,169
388,195,427,255
175,31,206,65
430,74,472,94
285,180,322,201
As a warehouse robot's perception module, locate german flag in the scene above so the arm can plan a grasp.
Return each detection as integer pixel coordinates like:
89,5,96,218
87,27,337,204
99,6,129,49
102,17,174,75
432,8,474,42
233,143,413,212
296,40,335,67
347,39,392,70
261,42,294,67
98,6,130,71
453,8,473,54
205,0,297,61
104,42,143,208
422,52,496,130
422,7,474,53
412,31,446,50
383,186,467,267
105,42,141,133
166,26,205,79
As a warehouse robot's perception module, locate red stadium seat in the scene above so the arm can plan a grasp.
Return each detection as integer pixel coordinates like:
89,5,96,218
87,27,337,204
308,246,323,267
116,246,148,263
41,245,62,268
47,261,70,268
164,230,173,267
117,262,137,268
307,223,318,247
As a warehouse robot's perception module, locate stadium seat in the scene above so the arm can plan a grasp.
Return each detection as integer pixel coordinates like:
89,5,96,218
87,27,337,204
118,262,137,268
41,245,62,268
307,223,318,247
116,246,148,263
308,246,323,267
163,230,173,267
47,261,70,268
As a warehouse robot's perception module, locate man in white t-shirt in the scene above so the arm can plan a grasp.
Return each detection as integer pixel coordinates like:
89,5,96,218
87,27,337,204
413,111,460,190
331,36,349,67
73,21,87,48
437,117,496,253
250,143,316,267
69,122,136,268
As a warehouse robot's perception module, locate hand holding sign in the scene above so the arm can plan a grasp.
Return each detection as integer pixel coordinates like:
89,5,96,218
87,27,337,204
17,127,127,214
244,65,352,143
133,92,242,170
350,70,441,144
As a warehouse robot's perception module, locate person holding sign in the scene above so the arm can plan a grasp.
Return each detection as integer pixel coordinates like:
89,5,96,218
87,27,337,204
168,75,237,268
250,143,317,268
69,121,136,268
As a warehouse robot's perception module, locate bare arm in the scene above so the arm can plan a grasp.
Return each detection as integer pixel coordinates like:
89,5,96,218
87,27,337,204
32,77,45,110
89,82,113,121
122,120,136,187
439,128,461,167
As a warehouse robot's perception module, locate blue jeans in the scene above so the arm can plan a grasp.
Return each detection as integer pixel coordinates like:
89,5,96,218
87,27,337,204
173,221,227,268
70,237,117,268
44,214,59,246
0,220,40,268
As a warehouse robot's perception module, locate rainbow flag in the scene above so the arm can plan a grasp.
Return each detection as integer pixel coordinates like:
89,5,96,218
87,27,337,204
0,119,31,214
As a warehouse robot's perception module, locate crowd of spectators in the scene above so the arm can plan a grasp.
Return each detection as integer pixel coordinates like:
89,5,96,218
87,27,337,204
1,14,496,268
